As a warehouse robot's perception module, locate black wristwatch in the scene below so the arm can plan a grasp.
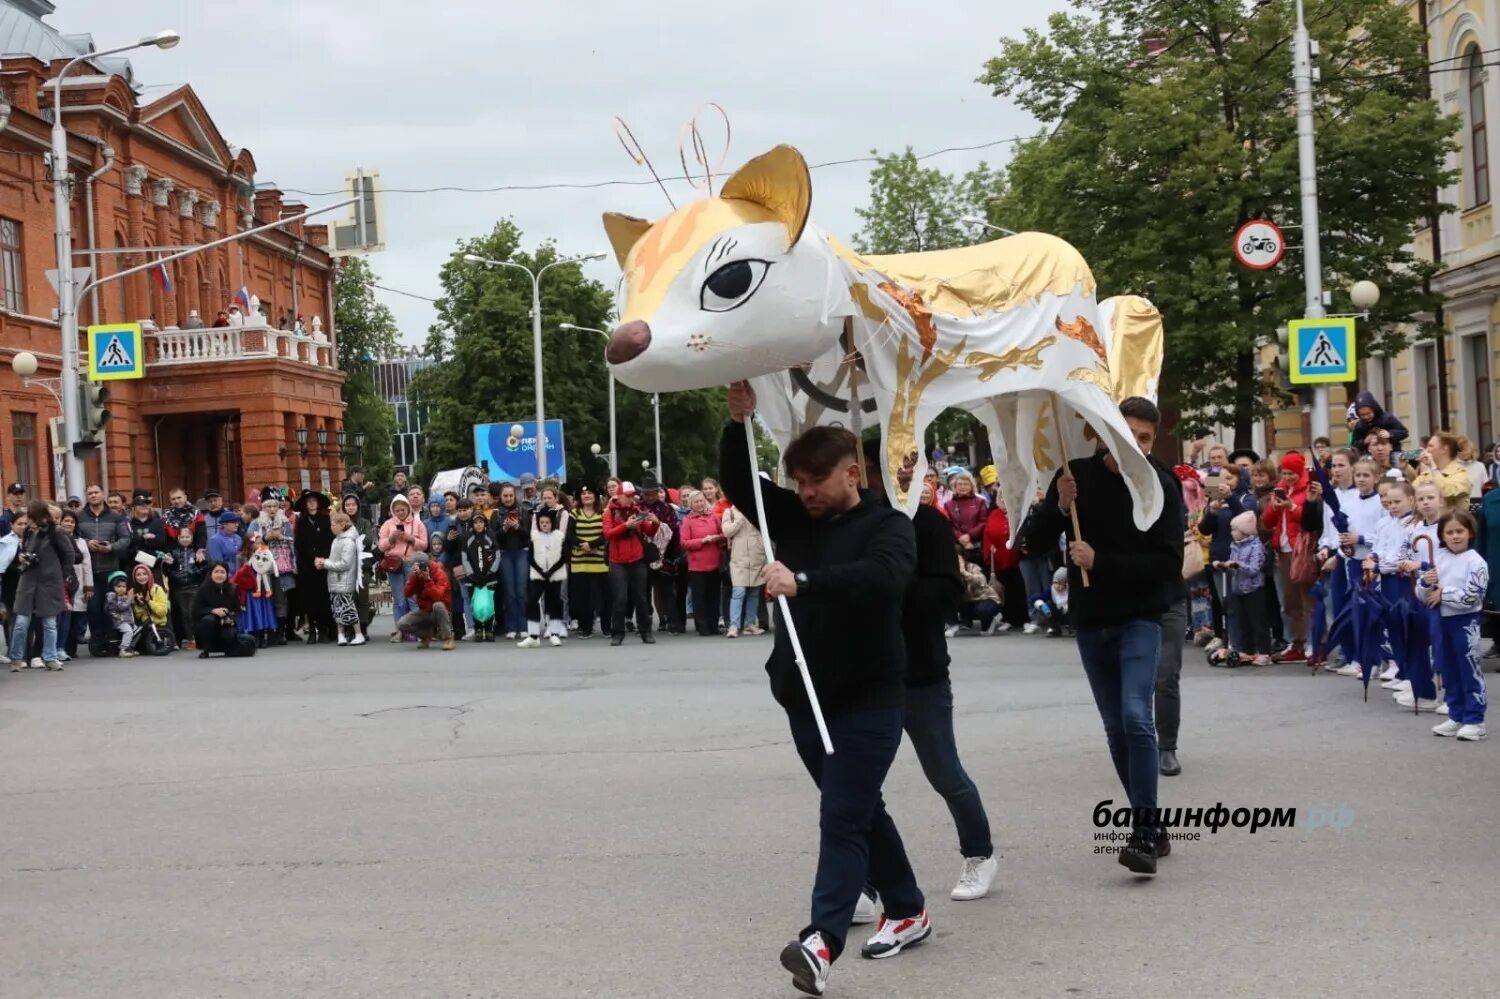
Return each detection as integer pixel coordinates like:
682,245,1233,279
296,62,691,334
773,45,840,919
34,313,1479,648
795,571,810,592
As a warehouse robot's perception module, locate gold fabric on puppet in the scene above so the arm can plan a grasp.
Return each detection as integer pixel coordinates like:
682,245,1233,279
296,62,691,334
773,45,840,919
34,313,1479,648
828,232,1097,319
1103,295,1163,402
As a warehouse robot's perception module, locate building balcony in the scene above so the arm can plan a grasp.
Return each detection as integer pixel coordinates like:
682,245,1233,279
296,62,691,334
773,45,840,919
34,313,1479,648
143,322,336,370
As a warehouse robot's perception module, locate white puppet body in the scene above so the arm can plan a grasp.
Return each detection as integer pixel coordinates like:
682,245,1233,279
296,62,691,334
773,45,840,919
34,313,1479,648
603,146,1164,530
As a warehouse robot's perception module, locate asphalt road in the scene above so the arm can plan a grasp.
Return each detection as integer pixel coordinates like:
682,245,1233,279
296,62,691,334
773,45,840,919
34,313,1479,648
2,621,1497,998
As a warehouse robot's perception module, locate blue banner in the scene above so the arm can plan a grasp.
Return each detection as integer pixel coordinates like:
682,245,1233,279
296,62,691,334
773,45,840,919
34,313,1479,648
474,420,567,482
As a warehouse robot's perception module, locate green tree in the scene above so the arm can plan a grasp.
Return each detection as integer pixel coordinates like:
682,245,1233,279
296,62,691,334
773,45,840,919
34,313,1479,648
980,0,1457,445
854,149,1004,460
409,221,728,489
334,256,400,484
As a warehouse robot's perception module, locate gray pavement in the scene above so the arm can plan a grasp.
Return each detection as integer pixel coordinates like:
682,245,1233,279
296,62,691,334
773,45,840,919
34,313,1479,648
2,620,1497,999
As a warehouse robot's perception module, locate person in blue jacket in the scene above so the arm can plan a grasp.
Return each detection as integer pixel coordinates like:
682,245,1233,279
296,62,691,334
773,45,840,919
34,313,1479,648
1198,462,1254,660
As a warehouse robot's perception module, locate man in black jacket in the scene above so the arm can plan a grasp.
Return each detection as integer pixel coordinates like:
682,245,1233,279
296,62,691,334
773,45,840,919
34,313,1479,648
720,383,928,997
1025,397,1184,876
76,483,129,642
854,437,996,913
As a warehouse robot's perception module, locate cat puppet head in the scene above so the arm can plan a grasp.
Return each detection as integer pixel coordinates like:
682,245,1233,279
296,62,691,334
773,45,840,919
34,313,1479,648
602,146,850,394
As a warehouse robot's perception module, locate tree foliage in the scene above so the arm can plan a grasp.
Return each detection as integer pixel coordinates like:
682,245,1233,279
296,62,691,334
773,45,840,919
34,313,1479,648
334,256,401,484
977,0,1457,444
854,150,1004,461
409,221,729,490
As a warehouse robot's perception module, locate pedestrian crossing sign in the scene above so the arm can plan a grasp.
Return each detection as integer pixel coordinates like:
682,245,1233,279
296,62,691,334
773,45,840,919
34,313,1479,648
1288,317,1355,384
87,323,144,381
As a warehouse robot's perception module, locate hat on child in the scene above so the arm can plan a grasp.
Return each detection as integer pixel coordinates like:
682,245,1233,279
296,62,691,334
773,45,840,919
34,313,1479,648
978,465,998,487
217,510,241,525
1053,567,1069,585
108,570,128,585
1230,511,1258,536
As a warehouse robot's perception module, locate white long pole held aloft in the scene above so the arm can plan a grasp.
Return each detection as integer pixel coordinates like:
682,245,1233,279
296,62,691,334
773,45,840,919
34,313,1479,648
742,417,834,755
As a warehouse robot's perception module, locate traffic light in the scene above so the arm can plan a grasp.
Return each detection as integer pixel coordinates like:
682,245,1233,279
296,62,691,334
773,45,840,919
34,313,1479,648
76,379,110,457
1274,326,1291,386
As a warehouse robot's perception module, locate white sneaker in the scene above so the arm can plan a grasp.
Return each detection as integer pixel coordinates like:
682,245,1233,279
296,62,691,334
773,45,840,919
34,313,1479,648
861,909,933,959
995,621,1013,633
1394,693,1441,712
1022,622,1041,635
517,636,540,649
1204,637,1224,653
726,626,739,639
349,634,367,646
1456,723,1487,741
1432,719,1462,737
548,634,562,647
336,634,348,646
28,657,44,669
779,931,831,996
1333,663,1362,677
944,624,961,638
1379,663,1399,681
505,632,518,640
852,889,879,925
1382,678,1410,691
1437,701,1450,715
951,855,998,901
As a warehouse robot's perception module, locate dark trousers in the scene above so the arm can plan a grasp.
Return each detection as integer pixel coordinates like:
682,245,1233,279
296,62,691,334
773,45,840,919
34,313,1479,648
650,567,686,632
903,679,993,857
570,572,609,636
996,566,1028,627
1154,597,1187,753
1078,618,1162,828
170,586,198,646
609,561,652,637
688,570,722,635
1228,588,1269,655
194,615,239,654
86,569,114,640
1264,553,1286,646
789,707,924,962
64,609,86,658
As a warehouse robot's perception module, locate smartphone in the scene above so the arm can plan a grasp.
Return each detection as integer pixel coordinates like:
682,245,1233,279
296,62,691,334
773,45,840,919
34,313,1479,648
1273,487,1288,500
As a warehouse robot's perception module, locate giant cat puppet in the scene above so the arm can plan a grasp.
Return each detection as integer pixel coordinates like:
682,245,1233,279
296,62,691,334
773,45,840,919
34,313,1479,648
601,145,1165,531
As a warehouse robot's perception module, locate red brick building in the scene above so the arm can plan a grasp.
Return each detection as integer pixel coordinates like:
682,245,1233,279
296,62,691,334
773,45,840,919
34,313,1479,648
0,0,348,503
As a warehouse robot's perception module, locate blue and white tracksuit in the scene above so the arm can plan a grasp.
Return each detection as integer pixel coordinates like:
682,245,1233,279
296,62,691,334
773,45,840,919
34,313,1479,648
1396,519,1441,699
1319,488,1382,664
1370,511,1412,674
1416,548,1489,726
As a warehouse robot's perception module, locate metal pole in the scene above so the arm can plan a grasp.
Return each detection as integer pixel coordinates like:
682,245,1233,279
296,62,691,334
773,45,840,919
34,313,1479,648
52,65,84,499
653,393,662,482
1294,0,1329,442
532,275,546,481
607,373,618,478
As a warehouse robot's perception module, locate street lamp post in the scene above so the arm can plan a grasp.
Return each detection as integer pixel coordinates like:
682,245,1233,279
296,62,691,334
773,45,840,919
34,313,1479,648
559,323,616,478
52,29,180,499
464,252,605,481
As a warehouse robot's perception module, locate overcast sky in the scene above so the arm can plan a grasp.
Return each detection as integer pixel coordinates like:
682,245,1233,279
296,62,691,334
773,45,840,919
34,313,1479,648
55,0,1071,347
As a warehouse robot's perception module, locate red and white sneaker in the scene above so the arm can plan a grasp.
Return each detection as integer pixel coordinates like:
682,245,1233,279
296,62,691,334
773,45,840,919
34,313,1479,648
780,931,832,996
860,908,933,959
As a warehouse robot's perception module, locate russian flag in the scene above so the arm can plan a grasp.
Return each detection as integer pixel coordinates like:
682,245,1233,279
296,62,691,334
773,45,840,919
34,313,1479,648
235,286,251,309
151,260,173,294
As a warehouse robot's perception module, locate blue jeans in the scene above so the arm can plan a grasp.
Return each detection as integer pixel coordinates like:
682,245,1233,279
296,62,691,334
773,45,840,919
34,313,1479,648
728,585,760,629
387,567,412,625
8,614,60,663
460,582,475,630
500,549,529,634
903,680,993,857
789,707,924,961
1020,555,1053,624
1076,619,1162,828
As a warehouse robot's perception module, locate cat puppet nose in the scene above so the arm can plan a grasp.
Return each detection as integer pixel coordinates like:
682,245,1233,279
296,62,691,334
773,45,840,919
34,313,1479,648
606,320,652,365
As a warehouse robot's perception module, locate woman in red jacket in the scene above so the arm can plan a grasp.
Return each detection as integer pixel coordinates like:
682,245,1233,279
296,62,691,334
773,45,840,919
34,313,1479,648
981,497,1029,632
603,483,659,645
945,469,989,566
1261,451,1314,661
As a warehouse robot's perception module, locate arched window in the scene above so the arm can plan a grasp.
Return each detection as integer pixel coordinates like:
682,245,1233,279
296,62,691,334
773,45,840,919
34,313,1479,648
1468,44,1490,207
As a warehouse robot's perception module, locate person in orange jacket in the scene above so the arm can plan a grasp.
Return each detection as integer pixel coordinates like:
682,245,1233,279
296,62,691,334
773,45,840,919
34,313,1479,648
399,552,454,650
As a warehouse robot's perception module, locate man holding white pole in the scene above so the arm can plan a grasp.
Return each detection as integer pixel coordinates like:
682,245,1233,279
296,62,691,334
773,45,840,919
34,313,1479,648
720,381,929,997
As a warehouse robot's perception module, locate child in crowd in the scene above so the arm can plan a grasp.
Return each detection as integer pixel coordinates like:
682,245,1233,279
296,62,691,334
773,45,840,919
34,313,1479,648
1029,567,1071,638
163,526,207,650
463,512,500,643
957,554,1001,634
106,570,138,657
520,508,568,648
129,562,172,655
1316,450,1383,675
208,510,245,566
1368,481,1420,697
1391,481,1446,709
1214,511,1270,666
318,511,367,646
1418,510,1489,740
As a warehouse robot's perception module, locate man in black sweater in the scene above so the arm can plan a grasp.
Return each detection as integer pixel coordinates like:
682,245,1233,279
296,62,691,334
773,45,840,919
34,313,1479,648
1024,397,1184,876
852,436,996,915
720,383,928,997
